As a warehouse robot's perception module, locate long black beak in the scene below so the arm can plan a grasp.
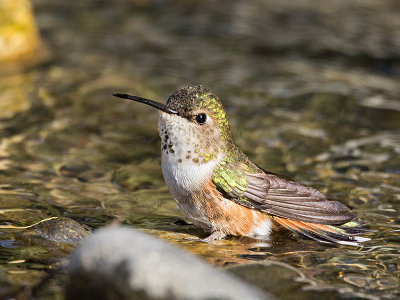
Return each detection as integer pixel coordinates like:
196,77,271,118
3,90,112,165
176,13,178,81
112,93,178,114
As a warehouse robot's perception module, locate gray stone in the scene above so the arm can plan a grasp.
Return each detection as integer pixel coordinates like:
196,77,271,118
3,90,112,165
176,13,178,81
66,226,274,300
22,217,88,244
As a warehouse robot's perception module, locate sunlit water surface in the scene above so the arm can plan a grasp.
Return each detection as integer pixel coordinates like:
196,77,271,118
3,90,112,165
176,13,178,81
0,1,399,299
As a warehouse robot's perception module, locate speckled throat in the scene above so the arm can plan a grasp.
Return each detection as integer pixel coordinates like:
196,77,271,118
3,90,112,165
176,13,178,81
158,111,224,195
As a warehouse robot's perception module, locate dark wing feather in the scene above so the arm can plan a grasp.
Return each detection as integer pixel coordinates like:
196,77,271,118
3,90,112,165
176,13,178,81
246,172,355,224
213,163,355,225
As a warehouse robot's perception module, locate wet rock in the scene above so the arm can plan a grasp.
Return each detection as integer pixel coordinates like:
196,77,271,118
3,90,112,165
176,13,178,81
21,217,88,246
66,226,273,300
0,0,40,62
0,217,90,260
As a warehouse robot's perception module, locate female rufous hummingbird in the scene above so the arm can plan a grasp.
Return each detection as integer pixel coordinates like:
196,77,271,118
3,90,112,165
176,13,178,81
113,85,369,245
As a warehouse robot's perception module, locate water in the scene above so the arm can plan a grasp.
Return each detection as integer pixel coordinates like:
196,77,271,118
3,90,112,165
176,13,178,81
1,0,399,298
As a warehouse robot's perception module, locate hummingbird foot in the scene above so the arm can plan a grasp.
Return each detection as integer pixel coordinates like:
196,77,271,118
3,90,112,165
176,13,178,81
183,231,226,242
201,231,226,242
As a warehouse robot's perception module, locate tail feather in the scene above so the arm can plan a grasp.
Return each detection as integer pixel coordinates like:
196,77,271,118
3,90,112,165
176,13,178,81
274,217,371,246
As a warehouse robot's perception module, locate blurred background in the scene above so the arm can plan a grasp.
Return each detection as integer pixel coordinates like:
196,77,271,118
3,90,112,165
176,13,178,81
0,0,399,299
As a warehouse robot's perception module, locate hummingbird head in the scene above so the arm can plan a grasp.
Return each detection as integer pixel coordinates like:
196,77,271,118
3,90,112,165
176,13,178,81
113,85,233,164
165,85,231,138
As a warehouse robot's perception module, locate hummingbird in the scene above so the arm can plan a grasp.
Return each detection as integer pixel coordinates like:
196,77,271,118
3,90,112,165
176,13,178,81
113,85,369,246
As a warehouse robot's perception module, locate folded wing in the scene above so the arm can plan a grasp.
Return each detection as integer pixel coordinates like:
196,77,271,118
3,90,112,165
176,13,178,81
212,162,355,225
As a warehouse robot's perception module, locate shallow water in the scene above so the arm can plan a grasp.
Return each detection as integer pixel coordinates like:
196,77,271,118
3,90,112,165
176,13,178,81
1,0,399,299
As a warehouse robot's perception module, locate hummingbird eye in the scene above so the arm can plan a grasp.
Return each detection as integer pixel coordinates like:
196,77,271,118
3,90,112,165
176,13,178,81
195,113,207,125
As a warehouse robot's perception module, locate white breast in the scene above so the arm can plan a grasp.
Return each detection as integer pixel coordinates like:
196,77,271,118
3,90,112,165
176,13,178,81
161,152,222,201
